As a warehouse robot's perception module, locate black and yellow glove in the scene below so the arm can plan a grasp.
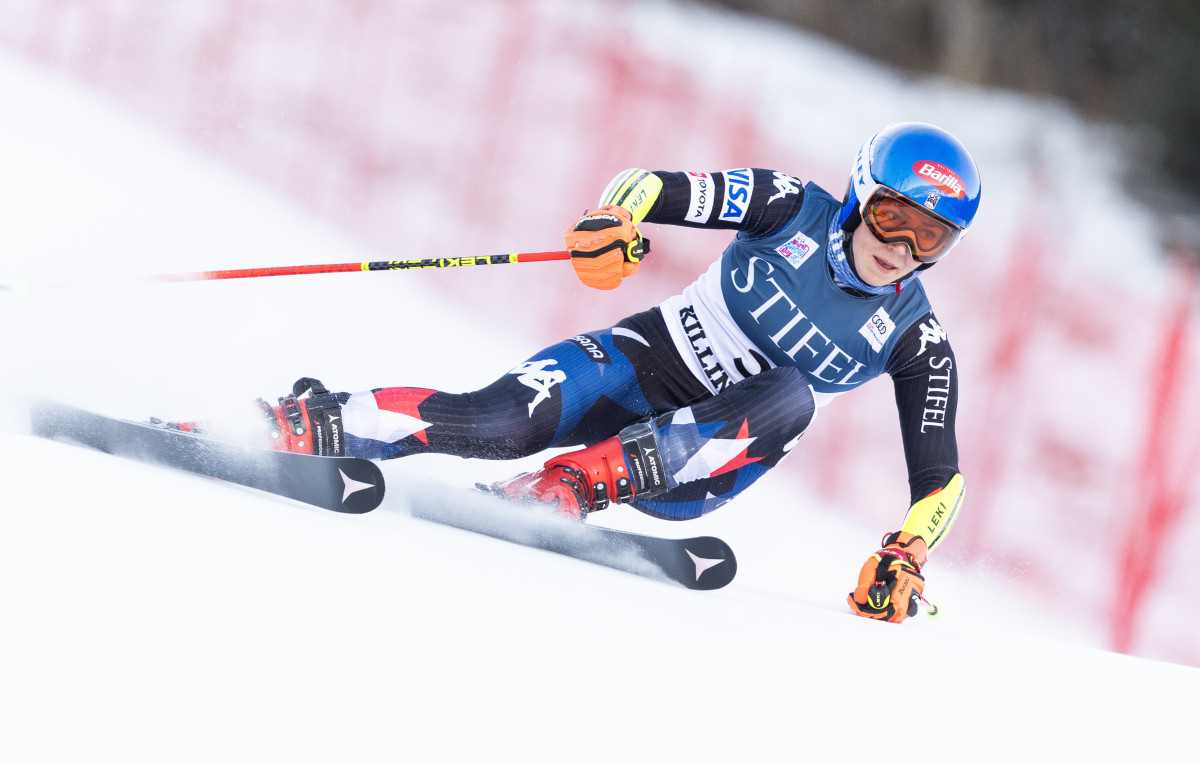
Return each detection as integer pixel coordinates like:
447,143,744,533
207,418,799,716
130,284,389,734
566,169,664,291
565,205,648,290
847,531,928,623
847,474,964,623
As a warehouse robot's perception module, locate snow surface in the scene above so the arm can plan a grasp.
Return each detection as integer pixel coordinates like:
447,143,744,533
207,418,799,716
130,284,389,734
0,41,1196,762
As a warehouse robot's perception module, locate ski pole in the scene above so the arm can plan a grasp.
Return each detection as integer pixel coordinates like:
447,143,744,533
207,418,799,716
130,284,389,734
0,250,572,292
917,592,941,619
149,250,571,283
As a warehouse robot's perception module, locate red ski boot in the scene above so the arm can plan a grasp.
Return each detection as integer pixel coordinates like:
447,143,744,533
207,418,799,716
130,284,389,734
148,377,343,454
257,377,346,456
484,426,668,520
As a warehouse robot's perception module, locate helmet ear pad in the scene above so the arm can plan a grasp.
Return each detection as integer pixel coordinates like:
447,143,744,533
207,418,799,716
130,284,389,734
840,203,863,237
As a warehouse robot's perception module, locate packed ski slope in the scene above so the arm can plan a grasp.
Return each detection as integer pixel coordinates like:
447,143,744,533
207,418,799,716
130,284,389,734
0,48,1195,762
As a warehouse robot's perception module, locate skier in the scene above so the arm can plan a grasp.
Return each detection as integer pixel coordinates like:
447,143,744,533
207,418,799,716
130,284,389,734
252,122,979,624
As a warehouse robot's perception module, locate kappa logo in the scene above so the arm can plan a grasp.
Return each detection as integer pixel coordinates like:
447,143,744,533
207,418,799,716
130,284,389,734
768,172,801,204
509,359,567,417
916,318,948,356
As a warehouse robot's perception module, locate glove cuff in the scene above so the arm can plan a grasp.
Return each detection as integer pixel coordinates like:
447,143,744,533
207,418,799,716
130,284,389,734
880,530,929,570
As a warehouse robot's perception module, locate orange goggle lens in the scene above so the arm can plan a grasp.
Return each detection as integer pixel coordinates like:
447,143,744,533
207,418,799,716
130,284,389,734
863,187,962,263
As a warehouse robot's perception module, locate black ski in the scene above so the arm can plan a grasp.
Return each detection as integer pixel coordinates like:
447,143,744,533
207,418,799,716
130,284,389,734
30,400,385,514
406,482,736,590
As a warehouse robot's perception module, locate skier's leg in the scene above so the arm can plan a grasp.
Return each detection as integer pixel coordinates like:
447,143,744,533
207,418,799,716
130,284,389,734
490,365,816,520
260,308,709,460
624,365,816,519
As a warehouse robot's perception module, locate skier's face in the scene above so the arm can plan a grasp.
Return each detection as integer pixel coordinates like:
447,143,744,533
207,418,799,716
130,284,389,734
852,223,922,287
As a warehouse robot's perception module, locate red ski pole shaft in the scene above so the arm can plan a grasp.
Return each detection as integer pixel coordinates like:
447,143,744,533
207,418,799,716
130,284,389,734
0,251,571,292
151,250,571,283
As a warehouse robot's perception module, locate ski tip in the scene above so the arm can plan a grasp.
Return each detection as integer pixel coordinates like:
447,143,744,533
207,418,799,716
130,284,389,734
327,460,386,513
680,536,737,590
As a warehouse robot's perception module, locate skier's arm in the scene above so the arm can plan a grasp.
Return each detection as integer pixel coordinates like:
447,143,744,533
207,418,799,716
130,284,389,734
886,313,964,549
847,315,965,624
566,168,807,289
602,168,807,236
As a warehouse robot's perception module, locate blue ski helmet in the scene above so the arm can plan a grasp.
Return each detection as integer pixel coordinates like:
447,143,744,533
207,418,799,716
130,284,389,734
839,123,981,265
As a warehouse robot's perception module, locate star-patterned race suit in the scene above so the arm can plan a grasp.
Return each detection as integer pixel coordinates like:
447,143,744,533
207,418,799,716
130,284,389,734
326,168,961,521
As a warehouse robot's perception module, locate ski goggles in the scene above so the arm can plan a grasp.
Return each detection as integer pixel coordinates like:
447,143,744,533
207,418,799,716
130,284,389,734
862,186,963,263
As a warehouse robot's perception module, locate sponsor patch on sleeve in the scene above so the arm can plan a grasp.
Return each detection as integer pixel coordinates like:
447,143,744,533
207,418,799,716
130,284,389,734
719,168,754,223
685,172,714,224
859,306,896,352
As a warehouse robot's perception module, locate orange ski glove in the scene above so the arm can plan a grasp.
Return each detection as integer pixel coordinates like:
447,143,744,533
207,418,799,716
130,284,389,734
565,205,649,290
847,531,929,624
